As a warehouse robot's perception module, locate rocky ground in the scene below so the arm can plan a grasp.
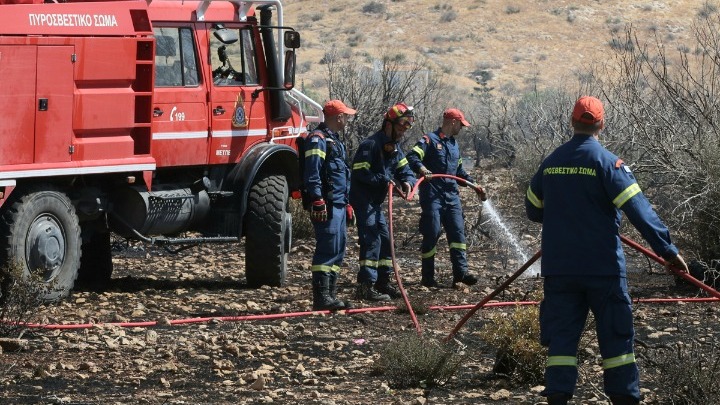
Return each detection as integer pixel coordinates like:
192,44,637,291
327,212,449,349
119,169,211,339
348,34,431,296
1,167,719,405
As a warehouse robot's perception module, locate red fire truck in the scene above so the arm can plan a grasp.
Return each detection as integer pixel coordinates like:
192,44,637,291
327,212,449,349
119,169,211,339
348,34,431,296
0,0,322,300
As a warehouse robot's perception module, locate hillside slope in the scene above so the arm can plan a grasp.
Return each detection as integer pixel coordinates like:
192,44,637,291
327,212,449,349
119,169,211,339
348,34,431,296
284,0,705,97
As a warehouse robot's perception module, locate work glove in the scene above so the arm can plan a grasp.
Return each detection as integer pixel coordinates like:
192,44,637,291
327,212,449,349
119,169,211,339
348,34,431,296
401,182,412,200
310,199,328,223
419,166,433,181
474,185,488,201
665,254,688,274
346,204,356,227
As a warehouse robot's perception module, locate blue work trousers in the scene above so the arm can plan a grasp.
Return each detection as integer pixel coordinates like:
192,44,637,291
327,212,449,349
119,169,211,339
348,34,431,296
355,202,393,284
419,198,467,280
540,275,640,400
311,204,347,274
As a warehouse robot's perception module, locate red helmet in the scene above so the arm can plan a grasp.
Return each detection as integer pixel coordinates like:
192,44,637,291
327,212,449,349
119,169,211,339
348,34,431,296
384,103,414,122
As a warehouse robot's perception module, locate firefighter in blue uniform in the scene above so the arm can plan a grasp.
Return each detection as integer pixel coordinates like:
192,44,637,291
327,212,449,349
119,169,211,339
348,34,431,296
406,108,479,288
305,99,356,311
525,96,688,405
350,103,417,301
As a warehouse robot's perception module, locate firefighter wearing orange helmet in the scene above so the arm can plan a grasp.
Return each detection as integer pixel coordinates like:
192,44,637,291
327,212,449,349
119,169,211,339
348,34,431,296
406,108,478,288
304,100,357,311
526,96,688,405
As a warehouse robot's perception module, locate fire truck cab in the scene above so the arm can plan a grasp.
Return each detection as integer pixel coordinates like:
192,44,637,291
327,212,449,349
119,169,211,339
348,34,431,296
0,0,322,300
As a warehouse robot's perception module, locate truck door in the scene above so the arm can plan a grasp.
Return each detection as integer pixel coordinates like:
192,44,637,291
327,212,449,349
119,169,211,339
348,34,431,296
0,46,37,165
151,25,209,167
35,46,74,163
206,23,267,164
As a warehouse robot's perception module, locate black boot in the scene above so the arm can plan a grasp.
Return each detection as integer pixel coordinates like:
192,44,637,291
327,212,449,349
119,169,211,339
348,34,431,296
375,280,402,299
453,272,478,286
421,257,436,287
355,282,391,301
546,393,570,405
328,271,350,309
609,395,640,405
420,278,440,288
312,272,346,311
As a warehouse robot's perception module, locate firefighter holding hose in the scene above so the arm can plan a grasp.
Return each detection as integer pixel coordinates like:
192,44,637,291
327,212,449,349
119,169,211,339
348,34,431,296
350,103,417,301
525,96,688,405
406,108,479,288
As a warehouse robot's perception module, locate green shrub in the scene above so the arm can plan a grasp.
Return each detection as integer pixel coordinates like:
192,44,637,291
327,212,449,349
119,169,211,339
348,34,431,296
477,303,546,384
374,333,464,388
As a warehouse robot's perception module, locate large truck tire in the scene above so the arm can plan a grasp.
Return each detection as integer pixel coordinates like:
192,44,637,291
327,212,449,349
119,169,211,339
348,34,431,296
0,187,82,302
245,174,291,287
76,228,113,292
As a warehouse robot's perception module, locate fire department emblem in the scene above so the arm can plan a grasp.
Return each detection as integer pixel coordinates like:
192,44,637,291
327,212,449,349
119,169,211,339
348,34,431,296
232,93,248,128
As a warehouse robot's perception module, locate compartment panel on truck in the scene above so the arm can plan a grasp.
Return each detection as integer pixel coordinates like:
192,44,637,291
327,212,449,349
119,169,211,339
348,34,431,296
72,37,148,160
0,45,37,165
74,37,138,82
72,132,136,161
35,46,74,163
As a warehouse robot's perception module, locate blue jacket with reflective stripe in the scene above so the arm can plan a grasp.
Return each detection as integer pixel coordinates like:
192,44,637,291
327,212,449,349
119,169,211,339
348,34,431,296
349,130,416,207
525,135,678,277
406,128,474,206
303,123,350,206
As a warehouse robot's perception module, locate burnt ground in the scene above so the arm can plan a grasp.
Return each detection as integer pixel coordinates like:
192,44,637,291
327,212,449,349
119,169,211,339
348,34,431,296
1,167,718,405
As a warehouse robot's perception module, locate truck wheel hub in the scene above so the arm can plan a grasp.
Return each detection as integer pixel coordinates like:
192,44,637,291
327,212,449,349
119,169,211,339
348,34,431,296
26,215,65,279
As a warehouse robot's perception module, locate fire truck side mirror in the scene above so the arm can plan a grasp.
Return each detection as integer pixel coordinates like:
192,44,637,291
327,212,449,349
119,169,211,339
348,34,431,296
284,31,300,49
283,50,296,90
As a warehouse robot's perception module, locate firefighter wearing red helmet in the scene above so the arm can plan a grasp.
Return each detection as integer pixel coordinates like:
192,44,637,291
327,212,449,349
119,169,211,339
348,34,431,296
406,108,478,288
349,103,418,301
525,96,689,405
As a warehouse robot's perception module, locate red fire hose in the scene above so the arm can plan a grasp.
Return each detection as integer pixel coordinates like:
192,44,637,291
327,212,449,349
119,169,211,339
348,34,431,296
387,181,422,335
404,174,487,201
620,235,720,299
444,235,720,340
386,174,489,335
444,250,542,342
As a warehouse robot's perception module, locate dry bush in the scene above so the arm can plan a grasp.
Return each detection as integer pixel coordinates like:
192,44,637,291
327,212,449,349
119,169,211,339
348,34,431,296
361,1,385,14
374,333,464,388
289,198,313,240
645,340,720,404
687,259,720,288
0,262,44,338
471,88,577,184
597,17,720,263
440,10,457,22
322,48,449,157
472,14,720,268
477,303,546,384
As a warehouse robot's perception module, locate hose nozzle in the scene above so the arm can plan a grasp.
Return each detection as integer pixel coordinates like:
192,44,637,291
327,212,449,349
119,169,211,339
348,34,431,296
467,182,488,201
